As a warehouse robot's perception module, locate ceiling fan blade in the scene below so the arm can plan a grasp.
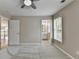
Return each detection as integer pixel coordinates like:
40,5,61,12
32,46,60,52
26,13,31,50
61,0,65,3
31,3,36,9
21,4,25,8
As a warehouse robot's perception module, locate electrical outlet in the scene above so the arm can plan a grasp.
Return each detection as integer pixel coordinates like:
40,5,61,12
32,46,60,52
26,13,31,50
76,51,79,56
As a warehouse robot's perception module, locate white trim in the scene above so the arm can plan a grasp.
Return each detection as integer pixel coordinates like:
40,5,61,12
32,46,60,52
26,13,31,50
54,44,75,59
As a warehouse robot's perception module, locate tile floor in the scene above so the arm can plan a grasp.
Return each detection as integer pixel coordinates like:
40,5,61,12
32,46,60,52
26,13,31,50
8,43,71,59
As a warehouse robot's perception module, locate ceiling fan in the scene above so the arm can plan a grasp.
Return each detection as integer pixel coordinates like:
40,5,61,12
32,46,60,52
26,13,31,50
21,0,39,9
61,0,66,3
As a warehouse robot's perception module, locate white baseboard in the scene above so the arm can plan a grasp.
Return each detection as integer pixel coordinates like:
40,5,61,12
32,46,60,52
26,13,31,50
54,44,75,59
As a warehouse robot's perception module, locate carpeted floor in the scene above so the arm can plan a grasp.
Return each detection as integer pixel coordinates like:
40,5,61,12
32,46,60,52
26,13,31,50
9,43,71,59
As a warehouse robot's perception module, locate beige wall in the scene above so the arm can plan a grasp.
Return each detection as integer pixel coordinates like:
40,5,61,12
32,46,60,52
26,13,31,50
11,16,52,43
54,0,79,59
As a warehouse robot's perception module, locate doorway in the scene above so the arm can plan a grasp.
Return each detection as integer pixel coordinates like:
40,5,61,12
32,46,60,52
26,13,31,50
0,17,8,48
41,19,53,45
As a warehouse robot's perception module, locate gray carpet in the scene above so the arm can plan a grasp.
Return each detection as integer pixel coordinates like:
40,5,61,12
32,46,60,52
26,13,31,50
10,43,71,59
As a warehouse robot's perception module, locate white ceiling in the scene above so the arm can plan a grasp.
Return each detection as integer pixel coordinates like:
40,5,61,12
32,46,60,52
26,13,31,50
0,0,73,16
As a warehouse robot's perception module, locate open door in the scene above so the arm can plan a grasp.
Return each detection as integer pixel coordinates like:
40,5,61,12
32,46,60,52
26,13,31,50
0,17,8,48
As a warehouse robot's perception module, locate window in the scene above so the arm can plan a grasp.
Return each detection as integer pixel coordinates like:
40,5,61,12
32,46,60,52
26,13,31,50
54,17,62,43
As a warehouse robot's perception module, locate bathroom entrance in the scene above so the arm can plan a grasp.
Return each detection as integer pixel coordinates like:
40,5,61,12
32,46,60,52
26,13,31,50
41,19,53,45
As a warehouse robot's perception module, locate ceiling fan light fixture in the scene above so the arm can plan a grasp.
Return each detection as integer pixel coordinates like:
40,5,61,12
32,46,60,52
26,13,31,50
24,0,32,6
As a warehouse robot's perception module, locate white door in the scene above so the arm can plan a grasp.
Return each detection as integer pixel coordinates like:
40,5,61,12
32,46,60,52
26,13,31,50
9,20,20,45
